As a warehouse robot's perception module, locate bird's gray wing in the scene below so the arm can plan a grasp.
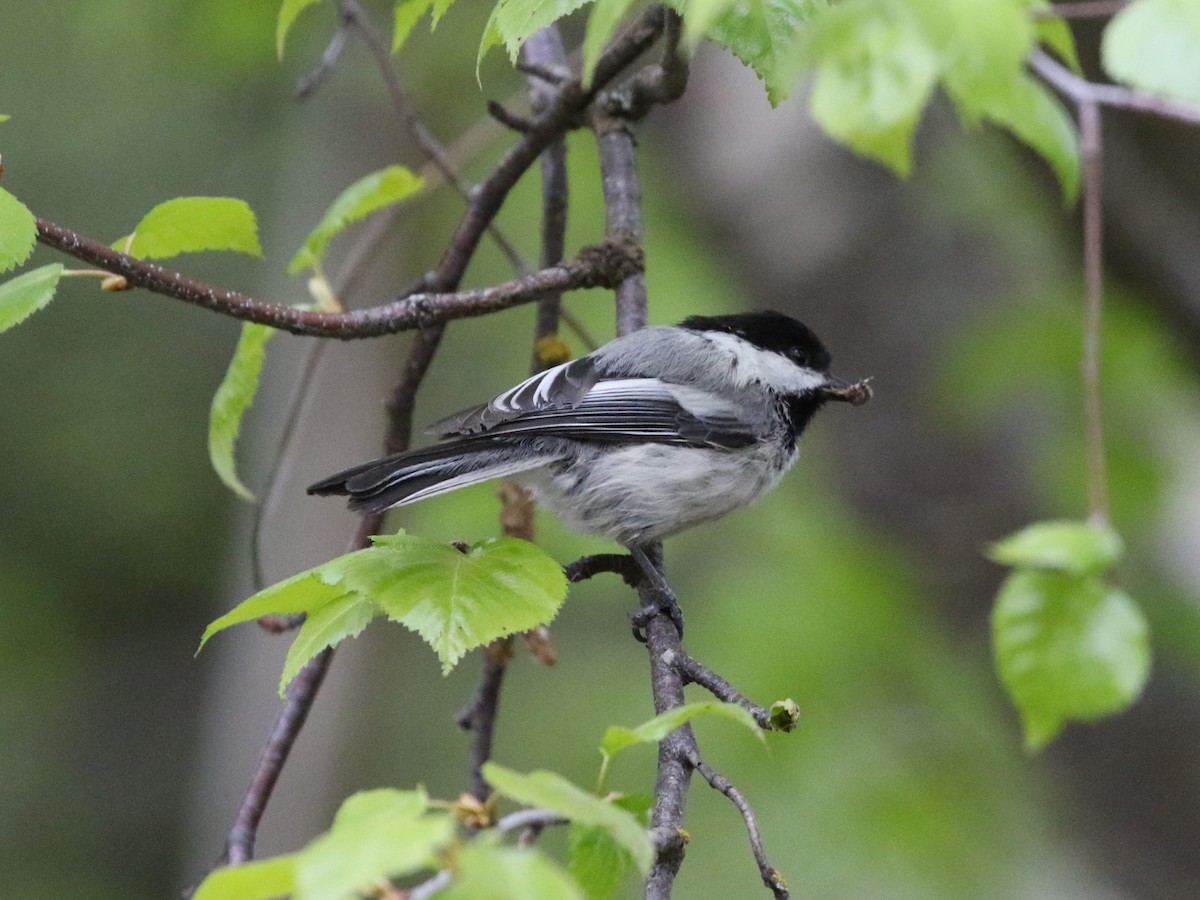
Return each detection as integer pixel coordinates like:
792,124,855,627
444,378,759,449
427,355,600,437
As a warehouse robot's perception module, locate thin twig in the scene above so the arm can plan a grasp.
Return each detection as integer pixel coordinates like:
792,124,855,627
1029,50,1200,125
33,220,636,338
223,646,334,864
1080,99,1109,527
672,651,775,730
295,19,350,100
496,808,570,834
456,638,515,803
690,755,789,899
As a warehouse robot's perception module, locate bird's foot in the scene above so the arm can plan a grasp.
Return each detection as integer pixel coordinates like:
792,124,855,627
630,595,685,642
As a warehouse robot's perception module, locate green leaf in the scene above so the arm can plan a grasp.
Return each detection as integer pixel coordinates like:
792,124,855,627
568,823,633,900
598,701,764,789
482,763,653,874
1102,0,1200,105
279,593,380,695
295,788,454,899
0,186,37,274
288,166,424,274
1029,2,1082,73
116,197,262,260
208,323,275,501
199,568,347,651
0,114,10,123
806,3,938,175
442,845,585,900
988,520,1124,576
979,72,1079,201
701,0,821,105
478,0,592,72
199,533,567,682
341,533,567,673
581,0,640,87
277,0,324,59
993,569,1150,750
0,264,63,333
394,0,434,53
193,855,299,900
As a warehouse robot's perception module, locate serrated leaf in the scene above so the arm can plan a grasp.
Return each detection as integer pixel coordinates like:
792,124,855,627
478,0,592,71
115,197,262,260
568,823,632,900
279,593,380,695
0,186,37,274
482,764,653,874
701,0,820,105
340,534,567,673
209,322,274,501
288,166,424,274
806,5,938,175
442,844,585,900
193,855,299,900
199,569,347,651
989,520,1124,575
601,701,764,761
1103,0,1200,105
680,0,739,50
277,0,324,59
0,264,63,333
394,0,435,53
296,788,454,899
993,569,1150,750
200,533,567,679
581,0,640,87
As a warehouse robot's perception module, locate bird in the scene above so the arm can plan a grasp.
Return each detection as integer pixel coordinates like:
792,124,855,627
308,310,870,633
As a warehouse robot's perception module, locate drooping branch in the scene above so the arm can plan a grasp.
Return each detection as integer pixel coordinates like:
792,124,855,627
33,219,639,338
689,754,788,900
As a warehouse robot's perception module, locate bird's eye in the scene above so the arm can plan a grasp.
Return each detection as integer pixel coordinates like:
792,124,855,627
788,347,809,366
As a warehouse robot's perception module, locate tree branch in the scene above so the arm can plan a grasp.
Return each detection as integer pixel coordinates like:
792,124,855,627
1029,50,1200,125
33,219,638,338
690,754,789,899
672,651,782,731
222,644,334,865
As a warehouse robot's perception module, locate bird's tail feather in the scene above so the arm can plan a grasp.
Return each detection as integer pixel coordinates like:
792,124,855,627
307,441,547,515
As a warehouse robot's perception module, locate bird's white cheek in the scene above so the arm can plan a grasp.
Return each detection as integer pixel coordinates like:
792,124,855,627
704,332,827,394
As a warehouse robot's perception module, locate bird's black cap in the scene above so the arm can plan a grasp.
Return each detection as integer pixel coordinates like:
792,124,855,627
678,310,832,372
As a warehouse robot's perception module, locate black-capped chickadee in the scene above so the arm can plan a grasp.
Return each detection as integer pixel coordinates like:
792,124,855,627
309,311,870,629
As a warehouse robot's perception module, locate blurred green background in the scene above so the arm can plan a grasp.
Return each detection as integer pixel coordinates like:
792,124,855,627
3,3,1200,898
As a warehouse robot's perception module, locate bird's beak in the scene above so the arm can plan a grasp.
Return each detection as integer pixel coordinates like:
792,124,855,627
821,375,873,406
